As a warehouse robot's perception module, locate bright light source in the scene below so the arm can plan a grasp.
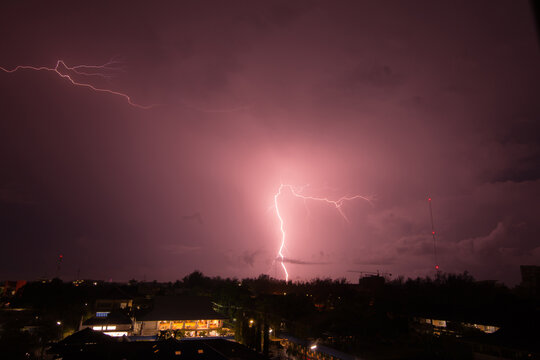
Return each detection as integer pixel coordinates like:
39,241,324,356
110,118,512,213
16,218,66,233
56,321,62,325
104,331,128,337
269,329,273,333
310,345,317,350
249,319,254,324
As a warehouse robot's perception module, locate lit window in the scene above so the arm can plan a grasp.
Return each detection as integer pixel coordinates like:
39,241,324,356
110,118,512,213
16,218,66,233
175,351,182,355
184,321,197,329
198,349,204,354
92,326,102,331
96,312,110,318
208,320,220,328
158,321,171,330
106,326,116,330
172,321,184,330
432,319,446,327
197,320,208,329
104,331,128,337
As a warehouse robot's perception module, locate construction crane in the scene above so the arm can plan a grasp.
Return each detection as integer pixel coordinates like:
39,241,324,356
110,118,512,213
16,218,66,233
347,270,392,279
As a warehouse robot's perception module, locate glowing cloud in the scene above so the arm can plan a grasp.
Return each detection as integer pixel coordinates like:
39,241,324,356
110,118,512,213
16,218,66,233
273,184,371,281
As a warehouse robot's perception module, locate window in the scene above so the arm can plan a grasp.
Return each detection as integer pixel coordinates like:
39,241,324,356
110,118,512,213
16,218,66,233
158,321,171,330
184,321,197,329
172,321,184,330
104,331,128,337
92,326,102,331
208,320,221,329
432,320,447,328
96,312,110,318
106,325,116,330
197,320,208,329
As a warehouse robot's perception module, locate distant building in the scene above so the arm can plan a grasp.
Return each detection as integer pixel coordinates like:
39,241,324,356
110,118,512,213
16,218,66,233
94,285,134,311
412,317,500,337
520,265,540,295
358,275,385,293
278,334,358,360
135,296,228,337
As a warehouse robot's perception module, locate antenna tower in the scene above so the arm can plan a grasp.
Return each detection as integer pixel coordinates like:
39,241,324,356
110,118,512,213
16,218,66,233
428,197,440,272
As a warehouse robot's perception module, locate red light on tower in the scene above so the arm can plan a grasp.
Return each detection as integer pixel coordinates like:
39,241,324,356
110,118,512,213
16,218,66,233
428,197,431,201
435,265,439,270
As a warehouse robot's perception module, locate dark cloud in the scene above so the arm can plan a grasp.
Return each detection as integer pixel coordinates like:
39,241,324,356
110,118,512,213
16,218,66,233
183,212,203,225
280,258,330,266
242,250,264,267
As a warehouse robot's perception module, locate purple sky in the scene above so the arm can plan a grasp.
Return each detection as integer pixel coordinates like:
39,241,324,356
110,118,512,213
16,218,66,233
1,1,539,285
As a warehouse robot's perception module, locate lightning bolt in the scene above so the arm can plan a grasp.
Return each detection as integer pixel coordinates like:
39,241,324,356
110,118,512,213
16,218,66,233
274,184,371,282
0,59,154,109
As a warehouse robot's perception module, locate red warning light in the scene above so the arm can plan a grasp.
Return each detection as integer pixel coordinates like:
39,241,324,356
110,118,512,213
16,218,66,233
59,254,63,259
432,231,435,235
435,265,439,270
428,197,431,201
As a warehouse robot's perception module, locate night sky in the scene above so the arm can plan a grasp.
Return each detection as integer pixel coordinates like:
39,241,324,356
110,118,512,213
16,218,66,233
1,1,539,285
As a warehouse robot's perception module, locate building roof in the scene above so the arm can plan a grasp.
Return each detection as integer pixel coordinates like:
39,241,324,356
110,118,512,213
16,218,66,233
83,311,133,326
137,296,227,321
280,334,357,360
56,328,116,345
49,337,265,360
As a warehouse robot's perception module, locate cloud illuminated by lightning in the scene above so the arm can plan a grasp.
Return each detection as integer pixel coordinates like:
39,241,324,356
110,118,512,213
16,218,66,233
0,59,154,109
274,184,371,281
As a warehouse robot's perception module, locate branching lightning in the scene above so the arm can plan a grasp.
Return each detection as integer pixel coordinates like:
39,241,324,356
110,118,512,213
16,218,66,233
274,184,371,281
0,60,154,109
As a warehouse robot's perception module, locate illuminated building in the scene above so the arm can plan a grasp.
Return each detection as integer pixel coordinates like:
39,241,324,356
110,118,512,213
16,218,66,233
278,334,356,360
413,317,500,337
80,311,133,337
135,296,228,337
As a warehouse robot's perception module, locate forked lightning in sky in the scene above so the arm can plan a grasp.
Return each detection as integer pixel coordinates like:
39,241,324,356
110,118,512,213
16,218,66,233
0,60,154,109
274,184,371,281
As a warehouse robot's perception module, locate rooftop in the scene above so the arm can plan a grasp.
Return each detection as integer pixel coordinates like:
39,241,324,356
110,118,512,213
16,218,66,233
137,296,227,321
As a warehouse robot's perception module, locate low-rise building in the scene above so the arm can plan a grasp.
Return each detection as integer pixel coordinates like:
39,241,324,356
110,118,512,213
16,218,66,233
80,311,133,337
135,296,228,337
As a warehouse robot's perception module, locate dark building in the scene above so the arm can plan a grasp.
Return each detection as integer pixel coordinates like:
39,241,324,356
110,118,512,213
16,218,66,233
49,329,266,360
520,265,540,295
